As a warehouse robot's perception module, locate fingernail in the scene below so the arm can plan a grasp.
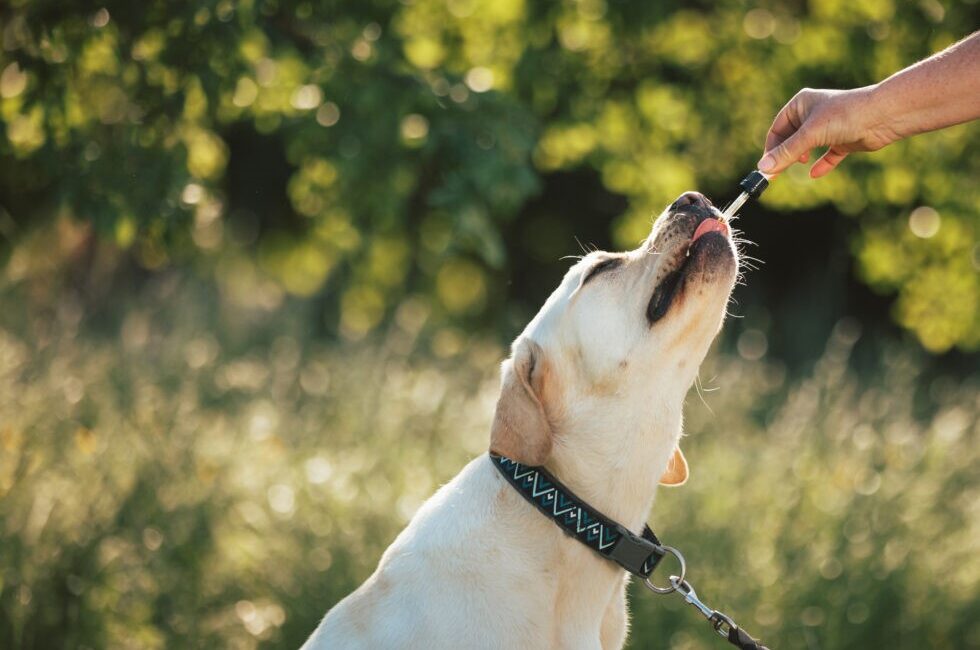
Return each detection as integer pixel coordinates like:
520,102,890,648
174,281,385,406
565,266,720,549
757,154,775,173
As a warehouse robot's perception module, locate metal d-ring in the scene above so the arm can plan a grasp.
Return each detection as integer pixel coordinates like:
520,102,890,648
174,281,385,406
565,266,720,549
642,545,687,594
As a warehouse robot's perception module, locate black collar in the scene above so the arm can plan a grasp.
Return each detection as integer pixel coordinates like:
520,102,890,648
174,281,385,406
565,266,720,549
490,452,772,650
489,452,665,578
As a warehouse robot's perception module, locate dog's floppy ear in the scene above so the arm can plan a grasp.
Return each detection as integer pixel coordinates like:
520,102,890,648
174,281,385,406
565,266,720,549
489,338,553,466
658,447,688,486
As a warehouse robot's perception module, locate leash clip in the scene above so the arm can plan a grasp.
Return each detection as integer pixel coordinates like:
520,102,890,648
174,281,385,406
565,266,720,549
670,576,736,640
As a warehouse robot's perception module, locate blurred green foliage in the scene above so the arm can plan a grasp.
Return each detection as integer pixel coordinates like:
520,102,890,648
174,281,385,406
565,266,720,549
0,270,977,649
0,0,977,350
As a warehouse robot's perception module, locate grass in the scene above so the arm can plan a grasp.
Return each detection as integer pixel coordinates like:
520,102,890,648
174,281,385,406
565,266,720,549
1,272,977,649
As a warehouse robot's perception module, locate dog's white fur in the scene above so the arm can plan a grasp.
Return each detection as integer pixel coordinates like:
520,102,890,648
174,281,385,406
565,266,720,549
303,195,739,649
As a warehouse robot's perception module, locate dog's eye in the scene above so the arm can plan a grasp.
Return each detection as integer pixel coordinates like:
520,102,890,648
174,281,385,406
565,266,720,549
582,257,622,285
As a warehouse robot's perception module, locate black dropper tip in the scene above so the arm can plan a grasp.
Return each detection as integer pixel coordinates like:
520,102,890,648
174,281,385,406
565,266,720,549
739,170,769,198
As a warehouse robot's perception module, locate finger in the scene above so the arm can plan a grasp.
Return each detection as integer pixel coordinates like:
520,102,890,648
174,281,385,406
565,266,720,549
810,147,848,178
763,96,807,154
763,109,794,154
758,128,812,175
799,152,810,164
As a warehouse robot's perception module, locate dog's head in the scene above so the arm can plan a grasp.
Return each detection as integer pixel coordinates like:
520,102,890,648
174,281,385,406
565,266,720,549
490,192,739,486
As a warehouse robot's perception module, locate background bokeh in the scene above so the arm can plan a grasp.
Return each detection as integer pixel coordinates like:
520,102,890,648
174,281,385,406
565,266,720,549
1,1,978,648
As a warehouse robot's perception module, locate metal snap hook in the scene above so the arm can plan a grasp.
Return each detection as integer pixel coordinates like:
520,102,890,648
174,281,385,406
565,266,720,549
710,611,737,639
668,575,739,641
670,576,714,620
641,546,686,594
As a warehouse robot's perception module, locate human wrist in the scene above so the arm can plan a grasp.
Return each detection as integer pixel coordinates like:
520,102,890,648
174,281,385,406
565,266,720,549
858,82,906,148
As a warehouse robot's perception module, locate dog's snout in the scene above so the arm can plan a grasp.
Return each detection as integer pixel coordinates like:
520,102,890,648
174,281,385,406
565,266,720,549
671,191,713,211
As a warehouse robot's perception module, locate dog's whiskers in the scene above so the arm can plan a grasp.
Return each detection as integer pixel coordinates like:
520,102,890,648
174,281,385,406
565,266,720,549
573,236,600,257
693,373,715,414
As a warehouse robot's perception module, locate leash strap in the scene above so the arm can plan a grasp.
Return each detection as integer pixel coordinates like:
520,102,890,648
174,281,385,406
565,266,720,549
728,625,769,650
489,452,666,577
490,453,771,650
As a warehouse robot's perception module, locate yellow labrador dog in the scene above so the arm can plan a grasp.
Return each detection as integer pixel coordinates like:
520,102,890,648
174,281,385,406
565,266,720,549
304,191,738,649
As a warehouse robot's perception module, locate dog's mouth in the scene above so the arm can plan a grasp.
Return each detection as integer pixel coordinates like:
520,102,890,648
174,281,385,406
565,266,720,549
646,211,731,325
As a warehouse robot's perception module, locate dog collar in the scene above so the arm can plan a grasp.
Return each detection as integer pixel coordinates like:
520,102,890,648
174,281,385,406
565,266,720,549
489,452,770,650
489,451,666,577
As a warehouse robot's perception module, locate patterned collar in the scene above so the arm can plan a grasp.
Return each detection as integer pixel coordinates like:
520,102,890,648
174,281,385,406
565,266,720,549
489,452,665,578
489,452,772,650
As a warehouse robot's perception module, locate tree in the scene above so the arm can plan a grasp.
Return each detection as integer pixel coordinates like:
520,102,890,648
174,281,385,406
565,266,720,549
1,0,977,350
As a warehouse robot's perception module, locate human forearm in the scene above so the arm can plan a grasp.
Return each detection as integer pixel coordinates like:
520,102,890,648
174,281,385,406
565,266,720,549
869,30,980,141
759,31,980,177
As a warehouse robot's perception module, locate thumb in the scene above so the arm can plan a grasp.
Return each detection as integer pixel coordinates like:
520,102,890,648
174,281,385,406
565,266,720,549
757,129,813,175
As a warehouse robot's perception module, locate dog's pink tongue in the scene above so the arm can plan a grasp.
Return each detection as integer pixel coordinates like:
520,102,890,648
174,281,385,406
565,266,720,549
691,218,728,243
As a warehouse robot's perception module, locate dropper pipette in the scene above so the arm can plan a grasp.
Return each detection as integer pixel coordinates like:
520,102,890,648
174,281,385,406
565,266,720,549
721,170,771,221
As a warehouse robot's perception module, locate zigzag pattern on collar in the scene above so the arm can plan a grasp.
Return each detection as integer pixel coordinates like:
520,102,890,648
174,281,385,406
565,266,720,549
489,452,665,578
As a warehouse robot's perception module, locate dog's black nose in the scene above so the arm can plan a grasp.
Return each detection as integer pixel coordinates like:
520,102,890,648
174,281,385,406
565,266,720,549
671,191,712,211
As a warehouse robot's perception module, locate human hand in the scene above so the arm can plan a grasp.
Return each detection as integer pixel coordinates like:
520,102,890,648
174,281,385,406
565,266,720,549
758,86,900,178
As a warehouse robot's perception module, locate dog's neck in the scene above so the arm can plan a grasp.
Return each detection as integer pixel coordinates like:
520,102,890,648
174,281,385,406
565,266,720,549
541,400,681,533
